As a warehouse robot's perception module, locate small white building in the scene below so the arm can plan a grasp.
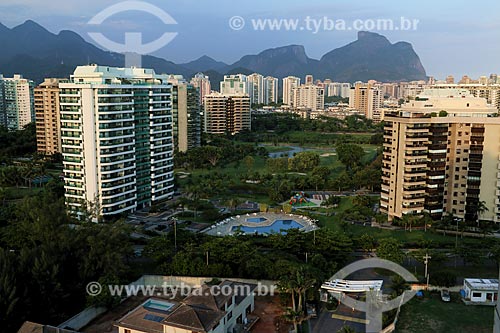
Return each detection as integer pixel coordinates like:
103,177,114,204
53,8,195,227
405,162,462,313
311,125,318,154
463,278,498,304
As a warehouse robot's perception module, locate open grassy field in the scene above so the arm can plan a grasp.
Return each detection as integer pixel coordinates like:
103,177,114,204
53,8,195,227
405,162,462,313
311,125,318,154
396,292,493,333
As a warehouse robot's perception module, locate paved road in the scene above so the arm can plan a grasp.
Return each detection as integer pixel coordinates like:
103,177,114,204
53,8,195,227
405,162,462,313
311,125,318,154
311,303,366,333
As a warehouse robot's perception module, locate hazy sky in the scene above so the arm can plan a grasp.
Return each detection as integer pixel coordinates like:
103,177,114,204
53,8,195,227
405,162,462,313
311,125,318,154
0,0,499,79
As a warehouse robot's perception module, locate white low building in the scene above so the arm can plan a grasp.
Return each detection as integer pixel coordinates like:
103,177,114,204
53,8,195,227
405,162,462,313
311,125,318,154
463,278,498,304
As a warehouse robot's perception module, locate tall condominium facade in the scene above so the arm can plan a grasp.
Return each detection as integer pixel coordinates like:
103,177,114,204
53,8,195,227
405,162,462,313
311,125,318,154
349,82,383,119
381,89,500,223
325,82,351,98
264,76,279,104
292,84,325,111
34,78,65,155
190,72,211,105
248,73,265,105
282,76,301,106
204,93,250,135
0,74,35,130
168,75,201,152
220,74,249,96
60,65,174,218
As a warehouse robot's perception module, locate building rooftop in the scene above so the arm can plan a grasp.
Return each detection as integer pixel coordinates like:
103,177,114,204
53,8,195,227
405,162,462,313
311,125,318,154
69,65,170,85
464,278,499,290
115,280,257,333
17,322,80,333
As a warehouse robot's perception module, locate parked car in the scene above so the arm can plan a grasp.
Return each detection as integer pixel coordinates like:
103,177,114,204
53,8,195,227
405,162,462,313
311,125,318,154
441,289,451,302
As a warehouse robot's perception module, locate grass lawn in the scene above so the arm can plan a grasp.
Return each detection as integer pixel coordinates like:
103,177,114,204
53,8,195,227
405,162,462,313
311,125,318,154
396,292,493,333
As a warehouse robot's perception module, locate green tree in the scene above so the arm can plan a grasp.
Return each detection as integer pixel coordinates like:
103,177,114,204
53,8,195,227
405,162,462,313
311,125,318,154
336,143,365,171
377,238,404,264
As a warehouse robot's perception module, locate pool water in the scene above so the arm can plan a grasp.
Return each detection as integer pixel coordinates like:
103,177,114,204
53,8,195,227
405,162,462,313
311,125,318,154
233,219,303,235
246,217,268,223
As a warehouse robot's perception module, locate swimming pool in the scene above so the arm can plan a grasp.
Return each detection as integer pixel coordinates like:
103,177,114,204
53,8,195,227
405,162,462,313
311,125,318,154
246,217,268,223
232,219,303,235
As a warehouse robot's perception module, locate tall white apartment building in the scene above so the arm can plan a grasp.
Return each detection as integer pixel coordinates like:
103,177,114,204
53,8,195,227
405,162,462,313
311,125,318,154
264,76,279,104
190,72,211,105
60,65,174,218
282,76,301,106
325,82,351,98
247,73,265,105
292,84,325,111
220,74,249,96
0,74,35,130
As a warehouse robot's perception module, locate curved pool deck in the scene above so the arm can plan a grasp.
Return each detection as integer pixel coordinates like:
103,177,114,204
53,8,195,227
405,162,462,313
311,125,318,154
202,212,319,236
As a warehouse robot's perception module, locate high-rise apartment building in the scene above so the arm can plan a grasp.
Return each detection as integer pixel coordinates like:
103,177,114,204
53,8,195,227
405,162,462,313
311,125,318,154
292,84,325,111
247,73,265,105
204,93,250,135
168,75,201,152
282,76,301,106
381,89,500,222
349,82,383,119
0,74,35,130
34,78,65,155
60,65,174,218
190,72,211,105
264,76,279,104
324,82,351,98
446,75,455,84
305,74,314,85
220,74,249,96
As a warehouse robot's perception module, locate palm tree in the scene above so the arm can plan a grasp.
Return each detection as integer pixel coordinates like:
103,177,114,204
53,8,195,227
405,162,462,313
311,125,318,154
278,267,316,332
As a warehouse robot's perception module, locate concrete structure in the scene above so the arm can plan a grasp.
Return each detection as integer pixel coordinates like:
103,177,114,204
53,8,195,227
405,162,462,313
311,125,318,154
168,75,201,152
292,84,324,111
282,76,300,106
247,73,264,105
431,83,500,111
495,269,500,332
325,82,351,98
381,89,500,222
60,65,174,218
190,72,211,105
115,281,257,333
34,78,66,155
264,76,279,104
463,278,498,304
0,74,35,130
220,74,249,96
204,93,250,135
305,74,314,85
349,82,383,119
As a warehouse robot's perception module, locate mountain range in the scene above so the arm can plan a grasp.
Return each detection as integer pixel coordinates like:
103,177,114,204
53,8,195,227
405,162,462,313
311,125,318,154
0,20,427,85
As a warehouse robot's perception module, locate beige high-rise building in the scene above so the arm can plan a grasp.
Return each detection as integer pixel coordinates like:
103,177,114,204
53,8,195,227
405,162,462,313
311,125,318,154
204,93,250,135
446,75,455,84
349,82,383,119
282,76,300,106
168,75,201,153
381,89,500,223
34,78,65,155
292,84,324,111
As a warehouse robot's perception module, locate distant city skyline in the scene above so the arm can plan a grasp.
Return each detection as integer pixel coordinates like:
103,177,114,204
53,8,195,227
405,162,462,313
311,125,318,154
0,0,499,79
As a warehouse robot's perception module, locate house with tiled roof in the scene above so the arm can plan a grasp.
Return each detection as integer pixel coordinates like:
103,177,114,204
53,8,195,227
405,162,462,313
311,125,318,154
115,280,257,333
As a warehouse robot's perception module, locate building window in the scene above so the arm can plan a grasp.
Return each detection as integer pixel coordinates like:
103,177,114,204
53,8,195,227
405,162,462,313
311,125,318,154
472,292,482,298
